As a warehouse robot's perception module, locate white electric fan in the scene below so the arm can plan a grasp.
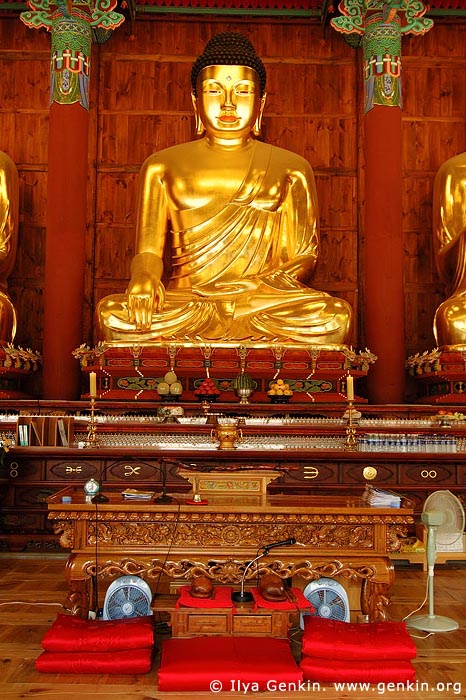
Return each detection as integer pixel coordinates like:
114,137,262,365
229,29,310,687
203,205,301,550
407,489,465,633
300,577,350,628
103,575,152,620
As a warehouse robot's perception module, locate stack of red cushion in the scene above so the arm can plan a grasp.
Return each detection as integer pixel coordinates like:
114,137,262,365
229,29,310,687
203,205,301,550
299,617,417,683
35,613,154,674
158,636,303,691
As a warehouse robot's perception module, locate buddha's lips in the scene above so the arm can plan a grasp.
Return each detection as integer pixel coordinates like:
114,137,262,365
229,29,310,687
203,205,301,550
219,114,238,123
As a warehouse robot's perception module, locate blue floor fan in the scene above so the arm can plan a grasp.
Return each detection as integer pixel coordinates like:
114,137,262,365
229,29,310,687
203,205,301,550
103,575,152,620
300,577,350,627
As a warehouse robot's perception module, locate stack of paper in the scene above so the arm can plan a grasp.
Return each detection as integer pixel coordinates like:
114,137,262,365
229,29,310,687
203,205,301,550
363,485,401,508
121,489,154,500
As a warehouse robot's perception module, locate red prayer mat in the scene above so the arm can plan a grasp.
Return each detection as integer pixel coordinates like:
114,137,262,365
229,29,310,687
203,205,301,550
302,617,417,661
158,636,302,691
250,587,313,611
300,656,416,684
36,648,153,674
40,613,154,652
176,586,235,608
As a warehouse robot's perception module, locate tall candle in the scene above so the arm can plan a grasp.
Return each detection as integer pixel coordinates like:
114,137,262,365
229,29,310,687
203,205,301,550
89,371,97,398
346,374,354,401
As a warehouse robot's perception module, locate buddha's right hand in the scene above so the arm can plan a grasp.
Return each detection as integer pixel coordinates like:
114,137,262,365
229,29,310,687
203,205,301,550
127,279,166,331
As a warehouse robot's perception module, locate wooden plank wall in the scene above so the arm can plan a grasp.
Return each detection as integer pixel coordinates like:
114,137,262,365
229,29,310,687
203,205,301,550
402,23,466,358
92,17,360,341
0,19,50,351
0,14,465,393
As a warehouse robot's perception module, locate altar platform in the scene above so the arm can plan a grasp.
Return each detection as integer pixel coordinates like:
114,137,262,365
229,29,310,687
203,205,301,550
47,477,413,623
407,348,466,404
73,343,377,403
0,345,41,399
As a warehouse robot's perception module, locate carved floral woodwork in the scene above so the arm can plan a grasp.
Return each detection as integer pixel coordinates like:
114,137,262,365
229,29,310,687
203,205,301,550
49,486,413,622
68,554,394,623
52,509,411,552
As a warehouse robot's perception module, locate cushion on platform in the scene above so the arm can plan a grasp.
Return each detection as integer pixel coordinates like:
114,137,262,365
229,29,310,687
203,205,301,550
250,587,313,611
158,636,302,692
300,656,416,684
41,613,154,652
176,586,235,608
35,648,153,674
302,617,417,661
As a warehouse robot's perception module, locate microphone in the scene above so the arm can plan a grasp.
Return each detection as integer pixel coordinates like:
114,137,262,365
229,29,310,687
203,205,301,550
231,537,297,604
263,537,296,552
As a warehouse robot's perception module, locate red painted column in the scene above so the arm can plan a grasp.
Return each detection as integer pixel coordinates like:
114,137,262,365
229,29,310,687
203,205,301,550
43,101,89,399
40,4,93,400
364,104,405,403
332,2,433,404
360,11,405,404
20,1,124,399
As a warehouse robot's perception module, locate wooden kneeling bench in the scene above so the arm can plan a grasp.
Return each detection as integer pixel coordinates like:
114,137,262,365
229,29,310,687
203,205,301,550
152,594,305,638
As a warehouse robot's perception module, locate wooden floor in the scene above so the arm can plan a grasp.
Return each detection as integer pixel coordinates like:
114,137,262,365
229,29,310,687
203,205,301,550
1,554,465,699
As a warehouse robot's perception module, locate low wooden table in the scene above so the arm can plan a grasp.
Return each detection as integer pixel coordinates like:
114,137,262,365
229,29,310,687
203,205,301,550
152,593,305,638
47,483,413,622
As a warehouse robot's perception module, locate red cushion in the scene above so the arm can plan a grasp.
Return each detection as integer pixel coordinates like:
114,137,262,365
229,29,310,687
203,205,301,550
41,613,154,652
300,656,416,683
158,636,302,691
302,617,417,661
35,648,152,674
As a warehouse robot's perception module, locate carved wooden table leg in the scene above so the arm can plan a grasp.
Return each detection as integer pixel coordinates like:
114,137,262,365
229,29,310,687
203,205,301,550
361,560,395,622
65,554,91,618
64,579,90,618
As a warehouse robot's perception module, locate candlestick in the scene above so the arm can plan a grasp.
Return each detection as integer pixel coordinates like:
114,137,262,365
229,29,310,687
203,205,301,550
84,397,99,448
344,400,358,451
89,371,97,398
346,373,354,401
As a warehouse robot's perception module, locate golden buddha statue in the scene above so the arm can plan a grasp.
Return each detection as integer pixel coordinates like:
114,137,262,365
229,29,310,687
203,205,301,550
97,33,352,345
0,151,18,343
433,151,466,348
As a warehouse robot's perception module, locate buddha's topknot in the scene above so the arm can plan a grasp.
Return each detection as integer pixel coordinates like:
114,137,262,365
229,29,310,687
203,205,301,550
191,32,266,96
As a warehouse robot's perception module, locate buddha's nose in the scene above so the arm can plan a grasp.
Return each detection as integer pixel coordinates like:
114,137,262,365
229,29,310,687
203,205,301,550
222,90,236,109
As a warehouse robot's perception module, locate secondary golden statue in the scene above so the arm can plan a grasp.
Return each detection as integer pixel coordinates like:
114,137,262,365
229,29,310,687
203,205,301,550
97,33,352,345
433,151,466,348
0,150,18,343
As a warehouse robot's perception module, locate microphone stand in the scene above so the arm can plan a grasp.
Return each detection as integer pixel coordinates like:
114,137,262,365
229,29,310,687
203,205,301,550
91,462,109,503
231,538,297,604
92,457,175,505
231,551,266,603
154,458,174,504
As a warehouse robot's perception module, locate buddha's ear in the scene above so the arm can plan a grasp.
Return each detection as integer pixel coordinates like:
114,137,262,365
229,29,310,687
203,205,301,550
191,92,205,136
253,93,267,136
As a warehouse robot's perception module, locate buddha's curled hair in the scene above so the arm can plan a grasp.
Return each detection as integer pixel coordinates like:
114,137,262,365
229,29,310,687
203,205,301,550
191,32,267,96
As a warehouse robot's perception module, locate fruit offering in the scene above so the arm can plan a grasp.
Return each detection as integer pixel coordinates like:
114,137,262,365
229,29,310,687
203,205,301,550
157,371,183,398
267,378,293,397
434,409,465,423
194,377,221,401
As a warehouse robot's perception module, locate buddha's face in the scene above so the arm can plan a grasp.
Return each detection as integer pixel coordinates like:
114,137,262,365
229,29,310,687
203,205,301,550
194,64,264,141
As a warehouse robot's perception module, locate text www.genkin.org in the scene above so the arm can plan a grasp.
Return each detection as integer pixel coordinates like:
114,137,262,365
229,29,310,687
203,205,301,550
209,679,463,694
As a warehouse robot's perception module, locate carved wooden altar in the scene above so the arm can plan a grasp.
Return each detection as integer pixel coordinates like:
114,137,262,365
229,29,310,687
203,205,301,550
47,480,413,623
74,344,376,403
